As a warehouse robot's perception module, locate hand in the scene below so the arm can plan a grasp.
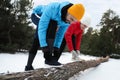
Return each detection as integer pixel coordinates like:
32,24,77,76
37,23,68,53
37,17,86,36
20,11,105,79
53,47,61,61
41,46,50,53
71,50,81,61
41,46,51,61
53,47,60,54
76,50,81,55
71,50,78,57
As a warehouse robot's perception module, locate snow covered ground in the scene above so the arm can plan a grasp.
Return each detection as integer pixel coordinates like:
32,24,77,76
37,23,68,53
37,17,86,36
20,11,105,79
0,50,120,80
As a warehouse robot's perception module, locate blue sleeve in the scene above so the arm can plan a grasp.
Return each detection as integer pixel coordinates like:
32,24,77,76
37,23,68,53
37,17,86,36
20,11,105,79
38,2,70,48
32,5,44,15
38,5,52,47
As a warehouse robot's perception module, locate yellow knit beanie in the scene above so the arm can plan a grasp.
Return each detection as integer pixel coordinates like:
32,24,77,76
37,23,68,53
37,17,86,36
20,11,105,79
68,4,85,21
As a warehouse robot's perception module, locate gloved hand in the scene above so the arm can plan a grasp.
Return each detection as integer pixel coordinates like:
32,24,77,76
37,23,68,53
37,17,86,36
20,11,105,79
41,46,50,53
41,46,51,61
71,50,81,61
53,47,60,53
76,50,81,55
53,47,62,62
53,47,60,56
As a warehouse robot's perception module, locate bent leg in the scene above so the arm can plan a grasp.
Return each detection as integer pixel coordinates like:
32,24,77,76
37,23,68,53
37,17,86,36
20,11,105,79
25,38,39,71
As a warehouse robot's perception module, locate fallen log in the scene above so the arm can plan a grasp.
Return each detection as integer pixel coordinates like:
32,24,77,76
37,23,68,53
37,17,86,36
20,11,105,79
0,56,109,80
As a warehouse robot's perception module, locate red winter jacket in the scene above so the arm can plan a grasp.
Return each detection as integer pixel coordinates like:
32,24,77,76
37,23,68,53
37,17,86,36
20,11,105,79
65,21,83,51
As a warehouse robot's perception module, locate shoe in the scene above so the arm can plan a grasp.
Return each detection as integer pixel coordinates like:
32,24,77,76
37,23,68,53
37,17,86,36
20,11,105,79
45,60,62,66
25,65,34,71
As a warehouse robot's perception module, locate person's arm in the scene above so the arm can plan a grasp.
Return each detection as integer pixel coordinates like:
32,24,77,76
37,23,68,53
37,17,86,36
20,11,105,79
75,22,83,50
75,31,83,50
32,5,44,15
38,5,53,47
65,23,74,51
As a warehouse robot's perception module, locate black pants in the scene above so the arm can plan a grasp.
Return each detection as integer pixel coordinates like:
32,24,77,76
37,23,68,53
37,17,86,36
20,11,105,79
59,35,76,54
26,14,57,66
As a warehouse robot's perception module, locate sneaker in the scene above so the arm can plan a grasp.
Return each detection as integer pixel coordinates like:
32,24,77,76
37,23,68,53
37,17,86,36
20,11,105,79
45,60,62,66
25,65,34,71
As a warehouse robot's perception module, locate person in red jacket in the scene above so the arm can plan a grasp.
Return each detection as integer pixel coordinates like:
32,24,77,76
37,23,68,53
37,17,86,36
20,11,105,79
59,14,91,61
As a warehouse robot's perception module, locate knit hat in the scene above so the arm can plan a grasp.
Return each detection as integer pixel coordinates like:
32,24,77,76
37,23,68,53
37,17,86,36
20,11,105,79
68,4,85,21
81,13,91,27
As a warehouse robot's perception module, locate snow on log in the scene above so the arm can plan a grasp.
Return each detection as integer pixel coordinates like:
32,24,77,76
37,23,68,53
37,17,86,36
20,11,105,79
0,56,109,80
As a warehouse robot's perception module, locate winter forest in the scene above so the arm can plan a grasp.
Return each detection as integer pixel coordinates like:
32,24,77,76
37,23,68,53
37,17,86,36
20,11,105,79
0,0,119,58
0,0,120,80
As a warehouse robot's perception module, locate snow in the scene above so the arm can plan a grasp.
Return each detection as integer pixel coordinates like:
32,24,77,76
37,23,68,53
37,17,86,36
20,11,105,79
69,59,120,80
0,51,120,80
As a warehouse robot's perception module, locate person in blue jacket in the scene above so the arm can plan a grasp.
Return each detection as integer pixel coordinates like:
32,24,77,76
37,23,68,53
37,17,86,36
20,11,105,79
25,1,85,71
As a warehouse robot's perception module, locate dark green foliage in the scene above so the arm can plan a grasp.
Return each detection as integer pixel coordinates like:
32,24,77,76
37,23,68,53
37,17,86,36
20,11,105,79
98,9,120,57
0,0,34,53
80,27,93,55
81,9,120,59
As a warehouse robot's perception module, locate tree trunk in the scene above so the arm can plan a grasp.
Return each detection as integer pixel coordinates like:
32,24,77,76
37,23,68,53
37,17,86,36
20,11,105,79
0,56,109,80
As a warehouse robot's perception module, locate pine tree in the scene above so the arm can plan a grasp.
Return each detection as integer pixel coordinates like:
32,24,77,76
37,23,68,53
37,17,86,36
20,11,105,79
0,0,34,53
81,9,120,58
98,9,120,57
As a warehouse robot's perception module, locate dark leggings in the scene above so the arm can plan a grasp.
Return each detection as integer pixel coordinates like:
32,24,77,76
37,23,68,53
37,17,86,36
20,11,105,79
59,35,76,54
27,14,57,66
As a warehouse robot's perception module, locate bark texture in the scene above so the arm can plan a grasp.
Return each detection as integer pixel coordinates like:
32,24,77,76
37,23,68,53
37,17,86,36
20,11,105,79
0,56,109,80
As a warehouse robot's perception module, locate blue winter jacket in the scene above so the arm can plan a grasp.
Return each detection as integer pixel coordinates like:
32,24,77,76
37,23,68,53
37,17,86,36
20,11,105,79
32,2,70,48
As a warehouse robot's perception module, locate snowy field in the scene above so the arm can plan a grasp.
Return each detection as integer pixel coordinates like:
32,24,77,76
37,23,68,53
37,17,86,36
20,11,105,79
0,50,120,80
